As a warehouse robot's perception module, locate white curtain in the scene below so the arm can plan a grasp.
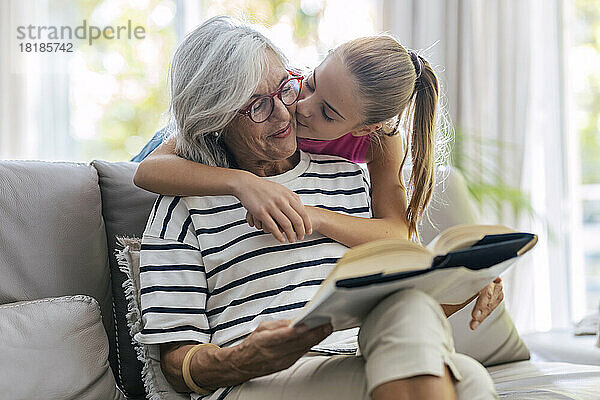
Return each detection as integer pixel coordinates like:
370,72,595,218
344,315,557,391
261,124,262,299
0,0,73,161
378,0,572,333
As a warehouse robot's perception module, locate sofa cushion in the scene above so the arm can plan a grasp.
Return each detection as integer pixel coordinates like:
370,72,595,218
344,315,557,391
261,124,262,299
0,295,125,400
92,160,159,398
488,360,600,398
115,236,189,400
0,160,114,366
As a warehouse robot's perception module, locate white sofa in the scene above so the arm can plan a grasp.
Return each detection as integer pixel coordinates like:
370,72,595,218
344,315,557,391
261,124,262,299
0,159,598,399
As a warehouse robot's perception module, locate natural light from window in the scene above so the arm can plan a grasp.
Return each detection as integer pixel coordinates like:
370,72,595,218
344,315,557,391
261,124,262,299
566,0,600,316
64,0,377,162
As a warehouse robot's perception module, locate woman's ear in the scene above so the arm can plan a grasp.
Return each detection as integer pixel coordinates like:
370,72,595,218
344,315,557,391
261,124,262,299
351,123,382,137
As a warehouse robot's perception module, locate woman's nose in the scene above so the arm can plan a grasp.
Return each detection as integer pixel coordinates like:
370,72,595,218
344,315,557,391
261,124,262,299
271,96,293,121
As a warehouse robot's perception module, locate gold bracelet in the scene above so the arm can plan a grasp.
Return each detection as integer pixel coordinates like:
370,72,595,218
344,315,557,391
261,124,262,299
182,343,221,394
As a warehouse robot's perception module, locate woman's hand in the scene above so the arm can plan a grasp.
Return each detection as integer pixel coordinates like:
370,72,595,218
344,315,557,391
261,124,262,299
470,277,504,330
231,319,333,379
235,174,312,243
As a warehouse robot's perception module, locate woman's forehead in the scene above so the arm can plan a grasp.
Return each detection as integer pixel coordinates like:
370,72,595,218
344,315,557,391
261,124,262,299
255,63,288,93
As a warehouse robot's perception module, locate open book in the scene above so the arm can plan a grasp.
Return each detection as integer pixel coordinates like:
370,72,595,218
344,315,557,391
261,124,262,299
290,224,537,331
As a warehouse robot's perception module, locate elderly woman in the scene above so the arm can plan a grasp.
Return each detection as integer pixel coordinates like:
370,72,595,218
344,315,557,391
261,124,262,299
135,16,499,400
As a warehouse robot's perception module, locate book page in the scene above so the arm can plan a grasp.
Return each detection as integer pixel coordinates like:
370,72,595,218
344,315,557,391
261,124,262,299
331,239,433,282
426,224,517,256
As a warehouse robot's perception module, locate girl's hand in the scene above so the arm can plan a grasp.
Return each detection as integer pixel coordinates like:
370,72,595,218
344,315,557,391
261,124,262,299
470,277,504,330
234,174,312,243
247,205,322,243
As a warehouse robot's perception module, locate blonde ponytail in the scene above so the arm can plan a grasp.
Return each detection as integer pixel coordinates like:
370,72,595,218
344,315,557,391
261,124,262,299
400,56,439,242
334,36,440,242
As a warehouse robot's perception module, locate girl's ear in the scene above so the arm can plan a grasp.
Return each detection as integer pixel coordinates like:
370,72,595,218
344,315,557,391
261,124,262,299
350,123,382,137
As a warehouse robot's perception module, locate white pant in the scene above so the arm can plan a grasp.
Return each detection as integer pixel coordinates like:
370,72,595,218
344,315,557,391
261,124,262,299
224,289,498,399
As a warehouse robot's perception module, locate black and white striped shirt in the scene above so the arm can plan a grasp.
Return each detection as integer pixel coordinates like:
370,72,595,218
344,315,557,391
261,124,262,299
135,151,371,398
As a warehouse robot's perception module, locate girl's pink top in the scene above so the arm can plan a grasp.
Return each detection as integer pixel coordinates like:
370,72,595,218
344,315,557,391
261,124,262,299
297,131,371,163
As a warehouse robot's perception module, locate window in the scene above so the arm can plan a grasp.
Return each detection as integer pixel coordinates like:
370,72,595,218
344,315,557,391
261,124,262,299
1,0,177,162
69,0,177,162
566,0,600,315
2,0,378,162
184,0,378,75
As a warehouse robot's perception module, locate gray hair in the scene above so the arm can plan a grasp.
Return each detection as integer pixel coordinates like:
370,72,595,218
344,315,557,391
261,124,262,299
167,16,288,167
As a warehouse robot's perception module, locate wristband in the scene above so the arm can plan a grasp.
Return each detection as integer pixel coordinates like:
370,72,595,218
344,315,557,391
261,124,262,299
182,343,220,394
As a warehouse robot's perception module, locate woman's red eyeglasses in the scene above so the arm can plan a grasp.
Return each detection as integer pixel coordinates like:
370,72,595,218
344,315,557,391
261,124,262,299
239,70,304,123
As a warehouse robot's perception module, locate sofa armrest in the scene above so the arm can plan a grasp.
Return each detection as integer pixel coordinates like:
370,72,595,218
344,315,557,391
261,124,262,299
0,295,125,400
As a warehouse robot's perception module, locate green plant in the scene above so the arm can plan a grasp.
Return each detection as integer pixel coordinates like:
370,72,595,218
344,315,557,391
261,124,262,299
449,127,546,230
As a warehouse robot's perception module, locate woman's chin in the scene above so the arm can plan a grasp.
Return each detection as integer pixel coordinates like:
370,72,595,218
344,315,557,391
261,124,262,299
283,139,299,158
267,134,297,158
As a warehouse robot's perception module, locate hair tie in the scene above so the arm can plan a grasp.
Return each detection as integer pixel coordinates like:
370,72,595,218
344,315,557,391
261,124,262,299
409,50,424,80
